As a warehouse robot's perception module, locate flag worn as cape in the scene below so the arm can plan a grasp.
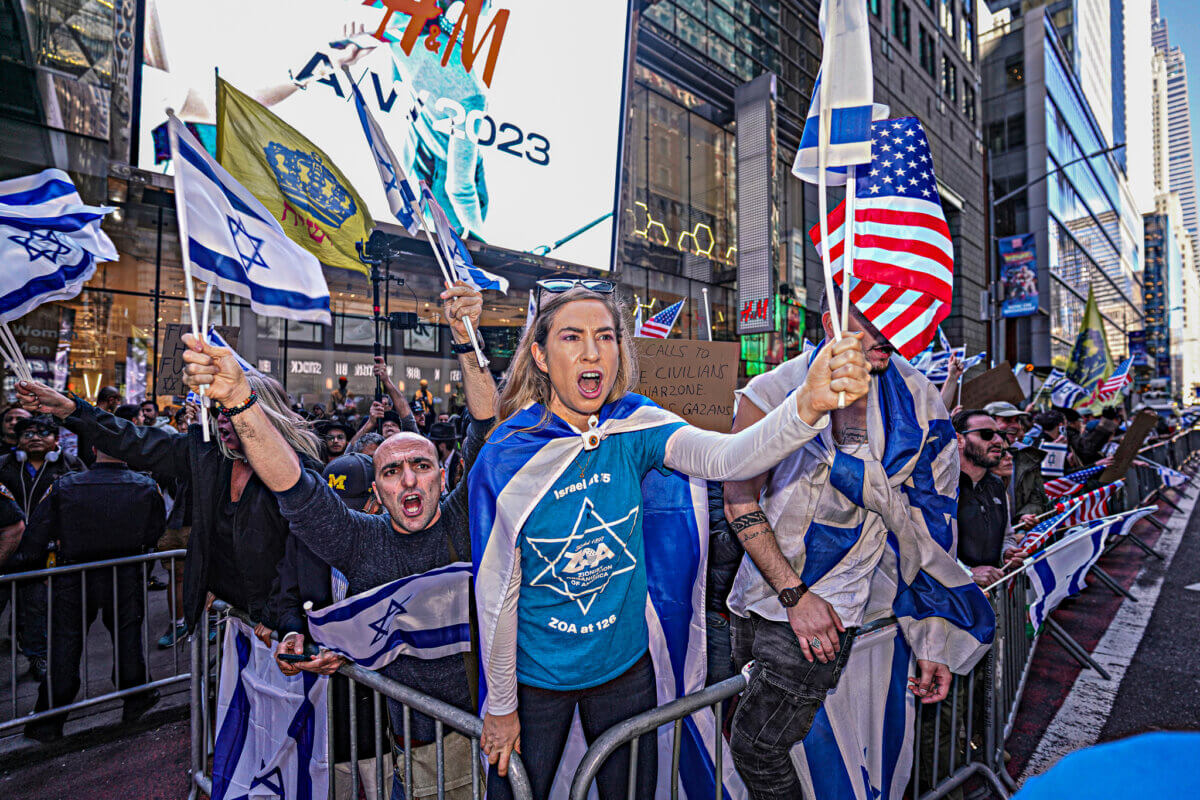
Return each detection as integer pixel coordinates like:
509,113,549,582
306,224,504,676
469,394,746,799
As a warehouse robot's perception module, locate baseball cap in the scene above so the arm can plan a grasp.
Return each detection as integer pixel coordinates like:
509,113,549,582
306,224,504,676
314,419,354,438
984,401,1028,418
322,454,375,511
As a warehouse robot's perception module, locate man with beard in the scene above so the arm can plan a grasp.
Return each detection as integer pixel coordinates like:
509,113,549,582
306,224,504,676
179,282,494,800
954,410,1022,587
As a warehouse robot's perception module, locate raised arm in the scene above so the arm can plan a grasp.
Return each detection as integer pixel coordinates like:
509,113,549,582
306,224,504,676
374,356,413,419
664,334,869,482
441,281,497,421
16,382,191,479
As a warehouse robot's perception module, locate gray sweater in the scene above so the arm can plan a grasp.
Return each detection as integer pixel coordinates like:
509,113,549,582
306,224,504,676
274,418,490,741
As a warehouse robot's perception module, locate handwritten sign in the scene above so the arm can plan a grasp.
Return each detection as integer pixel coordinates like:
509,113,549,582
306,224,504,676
156,324,240,397
634,339,740,432
1098,410,1158,484
960,361,1025,409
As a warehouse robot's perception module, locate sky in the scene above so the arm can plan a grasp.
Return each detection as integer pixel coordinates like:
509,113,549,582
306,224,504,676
1157,0,1200,183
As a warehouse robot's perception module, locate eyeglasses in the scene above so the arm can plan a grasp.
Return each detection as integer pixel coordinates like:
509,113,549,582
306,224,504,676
962,428,1000,441
19,429,55,440
534,278,615,313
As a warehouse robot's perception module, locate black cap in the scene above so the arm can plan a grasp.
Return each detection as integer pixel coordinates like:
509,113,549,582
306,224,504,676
322,454,375,511
381,410,402,427
315,419,354,438
427,421,457,442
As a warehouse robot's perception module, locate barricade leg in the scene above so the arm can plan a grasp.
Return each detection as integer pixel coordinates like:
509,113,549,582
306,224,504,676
1044,619,1110,679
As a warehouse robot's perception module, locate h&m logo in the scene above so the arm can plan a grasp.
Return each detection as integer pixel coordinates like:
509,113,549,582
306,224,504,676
369,0,510,88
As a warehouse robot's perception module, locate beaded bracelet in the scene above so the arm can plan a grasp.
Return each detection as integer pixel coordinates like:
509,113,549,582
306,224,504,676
218,390,258,417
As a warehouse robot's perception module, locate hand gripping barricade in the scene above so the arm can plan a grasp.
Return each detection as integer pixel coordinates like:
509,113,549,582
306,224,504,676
0,549,189,736
186,602,533,800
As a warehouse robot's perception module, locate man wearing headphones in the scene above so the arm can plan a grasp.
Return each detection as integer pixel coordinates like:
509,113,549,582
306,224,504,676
0,415,85,681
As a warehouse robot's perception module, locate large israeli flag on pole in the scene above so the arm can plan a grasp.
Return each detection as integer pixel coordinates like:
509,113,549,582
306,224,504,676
306,562,473,669
169,116,332,324
0,169,117,322
212,617,329,800
420,182,509,294
346,70,421,236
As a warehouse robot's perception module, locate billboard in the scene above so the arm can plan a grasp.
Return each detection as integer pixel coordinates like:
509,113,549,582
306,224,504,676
136,0,633,271
997,233,1038,318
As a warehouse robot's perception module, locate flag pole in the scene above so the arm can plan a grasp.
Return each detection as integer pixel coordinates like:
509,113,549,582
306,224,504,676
842,164,856,339
701,288,713,342
815,68,847,409
416,218,489,367
0,322,31,383
167,110,211,442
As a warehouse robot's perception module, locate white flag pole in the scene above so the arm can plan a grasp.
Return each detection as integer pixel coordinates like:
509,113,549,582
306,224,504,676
815,67,847,408
842,163,856,339
416,216,489,367
701,288,713,342
0,323,31,383
167,111,211,442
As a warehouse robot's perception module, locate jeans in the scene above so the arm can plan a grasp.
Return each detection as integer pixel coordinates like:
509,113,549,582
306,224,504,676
705,610,735,686
486,652,658,800
729,615,857,800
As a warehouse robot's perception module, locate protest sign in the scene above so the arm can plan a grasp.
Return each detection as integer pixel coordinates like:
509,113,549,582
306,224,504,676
635,339,740,432
156,323,240,396
1098,410,1159,484
960,361,1025,409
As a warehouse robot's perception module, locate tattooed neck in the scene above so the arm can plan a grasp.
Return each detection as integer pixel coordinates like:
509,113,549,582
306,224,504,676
836,425,868,445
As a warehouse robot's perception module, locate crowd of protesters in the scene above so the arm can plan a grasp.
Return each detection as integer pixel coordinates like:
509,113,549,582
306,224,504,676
0,279,1187,800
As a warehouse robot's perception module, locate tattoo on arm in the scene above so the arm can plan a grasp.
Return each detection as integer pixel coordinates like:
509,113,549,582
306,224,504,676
730,510,772,543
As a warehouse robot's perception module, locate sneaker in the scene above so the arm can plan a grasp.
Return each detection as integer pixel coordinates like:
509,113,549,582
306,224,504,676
147,576,169,591
28,656,47,683
157,620,188,649
121,689,160,723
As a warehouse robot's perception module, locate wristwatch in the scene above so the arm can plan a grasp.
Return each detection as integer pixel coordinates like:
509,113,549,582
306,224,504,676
450,341,477,355
778,583,809,608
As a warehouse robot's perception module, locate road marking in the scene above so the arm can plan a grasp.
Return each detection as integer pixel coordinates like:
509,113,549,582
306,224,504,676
1186,583,1200,592
1021,490,1197,783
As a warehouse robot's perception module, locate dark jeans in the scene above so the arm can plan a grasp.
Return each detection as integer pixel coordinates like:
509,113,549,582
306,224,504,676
729,615,857,800
29,566,149,733
705,610,735,686
486,652,658,800
0,578,48,660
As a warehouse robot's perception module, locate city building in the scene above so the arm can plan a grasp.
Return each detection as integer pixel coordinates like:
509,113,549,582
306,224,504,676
980,2,1144,367
1151,2,1199,252
0,0,987,411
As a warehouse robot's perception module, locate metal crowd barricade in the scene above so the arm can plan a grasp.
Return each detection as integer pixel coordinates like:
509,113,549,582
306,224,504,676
0,549,188,735
187,602,533,800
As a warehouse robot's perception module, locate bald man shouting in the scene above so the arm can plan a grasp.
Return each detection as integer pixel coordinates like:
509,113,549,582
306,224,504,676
180,282,494,799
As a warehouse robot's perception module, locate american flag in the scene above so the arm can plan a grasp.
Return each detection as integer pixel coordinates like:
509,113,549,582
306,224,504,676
1017,481,1122,556
1093,357,1133,402
1043,465,1104,500
809,117,953,358
638,299,685,339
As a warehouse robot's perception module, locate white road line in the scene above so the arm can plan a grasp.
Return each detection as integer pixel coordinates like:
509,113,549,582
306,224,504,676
1185,583,1200,592
1020,490,1197,783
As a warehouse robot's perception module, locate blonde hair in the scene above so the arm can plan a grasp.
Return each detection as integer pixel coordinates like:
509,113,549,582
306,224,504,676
496,288,638,430
212,373,323,463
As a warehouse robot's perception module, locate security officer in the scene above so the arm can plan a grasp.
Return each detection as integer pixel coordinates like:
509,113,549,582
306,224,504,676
23,444,166,742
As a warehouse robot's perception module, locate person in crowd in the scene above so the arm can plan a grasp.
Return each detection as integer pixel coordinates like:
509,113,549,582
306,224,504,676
179,281,498,800
268,450,389,799
469,281,870,800
722,290,987,800
412,379,434,419
171,407,189,433
317,419,353,462
427,421,461,493
139,400,160,426
15,373,324,635
347,358,419,452
310,403,329,421
347,432,385,458
21,443,165,741
942,352,963,411
705,480,741,686
986,401,1050,521
437,413,451,425
330,375,350,409
94,386,121,413
955,410,1024,587
156,398,196,648
381,410,405,439
0,484,23,569
411,402,430,435
0,405,31,458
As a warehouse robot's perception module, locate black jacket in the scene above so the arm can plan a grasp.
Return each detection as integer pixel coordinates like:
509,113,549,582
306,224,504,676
706,481,744,613
61,399,321,630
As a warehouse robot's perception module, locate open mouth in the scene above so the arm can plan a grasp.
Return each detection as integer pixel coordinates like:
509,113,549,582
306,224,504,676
577,370,604,399
400,493,424,518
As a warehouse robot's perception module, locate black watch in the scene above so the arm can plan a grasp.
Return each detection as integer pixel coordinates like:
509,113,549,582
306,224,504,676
778,583,809,608
450,341,477,355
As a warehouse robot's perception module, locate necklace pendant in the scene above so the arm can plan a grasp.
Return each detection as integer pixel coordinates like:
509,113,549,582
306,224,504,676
582,414,602,451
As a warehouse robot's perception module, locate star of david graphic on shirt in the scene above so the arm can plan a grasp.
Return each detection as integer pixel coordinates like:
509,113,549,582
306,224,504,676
249,759,286,797
8,229,73,264
527,497,639,615
227,215,269,275
367,595,411,645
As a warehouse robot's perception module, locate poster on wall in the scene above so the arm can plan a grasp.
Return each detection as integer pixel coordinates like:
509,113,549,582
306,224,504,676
137,0,633,272
998,234,1039,318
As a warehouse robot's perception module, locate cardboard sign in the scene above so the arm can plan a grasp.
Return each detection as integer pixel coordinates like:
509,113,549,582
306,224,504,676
634,339,740,432
1041,442,1069,477
1098,410,1159,484
156,323,240,397
960,361,1025,409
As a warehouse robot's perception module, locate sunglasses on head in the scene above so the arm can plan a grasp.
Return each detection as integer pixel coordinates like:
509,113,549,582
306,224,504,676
963,428,1001,441
534,278,615,313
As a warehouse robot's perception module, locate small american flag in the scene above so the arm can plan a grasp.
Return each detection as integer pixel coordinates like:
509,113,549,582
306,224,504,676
1043,465,1104,500
1017,481,1122,556
1093,357,1133,403
638,299,685,339
809,117,953,358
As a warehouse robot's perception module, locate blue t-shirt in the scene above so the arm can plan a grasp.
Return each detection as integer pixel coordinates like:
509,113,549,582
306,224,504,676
515,420,685,691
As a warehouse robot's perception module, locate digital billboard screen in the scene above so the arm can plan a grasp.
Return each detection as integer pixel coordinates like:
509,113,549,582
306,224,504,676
136,0,632,271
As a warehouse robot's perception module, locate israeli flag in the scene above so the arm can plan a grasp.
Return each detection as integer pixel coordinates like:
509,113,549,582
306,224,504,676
936,326,952,352
212,617,329,800
0,169,117,322
205,327,254,373
420,182,509,294
1156,464,1190,489
306,563,472,669
794,625,915,800
1027,508,1156,629
472,395,747,799
347,70,421,236
1045,368,1088,408
523,289,536,333
792,0,880,185
168,116,332,324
